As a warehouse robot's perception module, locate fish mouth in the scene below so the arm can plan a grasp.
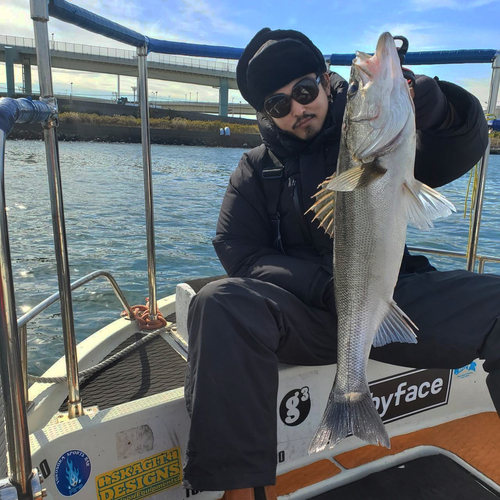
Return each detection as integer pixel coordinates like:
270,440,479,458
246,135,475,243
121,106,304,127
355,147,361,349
375,32,401,74
353,51,374,86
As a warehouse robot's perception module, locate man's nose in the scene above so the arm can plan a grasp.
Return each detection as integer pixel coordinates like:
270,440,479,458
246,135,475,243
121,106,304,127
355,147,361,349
290,98,307,116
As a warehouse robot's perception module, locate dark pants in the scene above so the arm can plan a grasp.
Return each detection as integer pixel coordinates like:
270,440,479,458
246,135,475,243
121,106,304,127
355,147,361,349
183,270,500,491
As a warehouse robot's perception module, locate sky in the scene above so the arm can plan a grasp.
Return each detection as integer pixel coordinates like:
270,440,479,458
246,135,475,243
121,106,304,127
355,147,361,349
1,0,499,110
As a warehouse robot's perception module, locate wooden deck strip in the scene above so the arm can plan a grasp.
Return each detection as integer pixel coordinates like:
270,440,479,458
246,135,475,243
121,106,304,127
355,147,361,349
334,412,500,484
276,460,341,496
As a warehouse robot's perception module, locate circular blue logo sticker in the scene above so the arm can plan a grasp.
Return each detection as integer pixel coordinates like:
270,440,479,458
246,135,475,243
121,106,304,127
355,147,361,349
54,450,91,496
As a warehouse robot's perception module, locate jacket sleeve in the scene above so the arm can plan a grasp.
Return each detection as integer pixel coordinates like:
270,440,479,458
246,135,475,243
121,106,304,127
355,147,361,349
213,151,332,308
414,79,488,188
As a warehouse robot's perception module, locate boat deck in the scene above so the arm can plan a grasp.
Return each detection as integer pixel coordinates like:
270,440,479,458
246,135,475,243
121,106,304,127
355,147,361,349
311,454,500,499
59,331,186,411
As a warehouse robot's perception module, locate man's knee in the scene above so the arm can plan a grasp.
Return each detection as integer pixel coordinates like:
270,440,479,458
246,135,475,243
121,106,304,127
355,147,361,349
188,278,251,321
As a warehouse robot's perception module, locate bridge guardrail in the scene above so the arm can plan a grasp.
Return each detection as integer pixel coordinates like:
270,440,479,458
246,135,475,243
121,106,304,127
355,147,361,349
0,35,238,73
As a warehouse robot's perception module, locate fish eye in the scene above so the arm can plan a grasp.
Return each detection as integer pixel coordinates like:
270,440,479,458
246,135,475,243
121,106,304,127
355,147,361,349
348,82,358,96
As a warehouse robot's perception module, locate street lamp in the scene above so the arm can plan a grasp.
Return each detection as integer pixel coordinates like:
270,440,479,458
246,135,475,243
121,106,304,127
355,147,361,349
189,92,192,101
196,92,198,102
70,82,73,99
131,86,137,104
155,91,158,108
239,100,242,118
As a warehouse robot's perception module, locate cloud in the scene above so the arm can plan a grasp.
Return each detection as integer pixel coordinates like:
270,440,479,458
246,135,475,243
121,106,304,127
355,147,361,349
356,23,444,51
164,0,253,44
410,0,500,10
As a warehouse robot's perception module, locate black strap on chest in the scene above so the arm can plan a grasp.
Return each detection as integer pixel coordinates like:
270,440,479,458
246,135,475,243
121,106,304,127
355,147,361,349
262,149,285,254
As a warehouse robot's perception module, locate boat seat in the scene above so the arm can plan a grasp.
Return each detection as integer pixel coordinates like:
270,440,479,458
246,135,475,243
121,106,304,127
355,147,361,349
175,275,227,344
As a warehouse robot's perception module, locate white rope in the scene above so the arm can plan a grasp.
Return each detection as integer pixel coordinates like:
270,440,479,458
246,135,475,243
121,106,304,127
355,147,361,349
0,378,9,478
28,327,169,385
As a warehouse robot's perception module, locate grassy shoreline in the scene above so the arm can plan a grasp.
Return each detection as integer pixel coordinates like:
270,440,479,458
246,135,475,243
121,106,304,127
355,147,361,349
59,112,259,135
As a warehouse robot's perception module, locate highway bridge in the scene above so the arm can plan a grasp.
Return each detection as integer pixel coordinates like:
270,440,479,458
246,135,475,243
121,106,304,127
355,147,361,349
0,34,241,116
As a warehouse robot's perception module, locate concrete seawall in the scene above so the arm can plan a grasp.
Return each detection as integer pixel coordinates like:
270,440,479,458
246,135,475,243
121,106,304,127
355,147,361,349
8,122,262,149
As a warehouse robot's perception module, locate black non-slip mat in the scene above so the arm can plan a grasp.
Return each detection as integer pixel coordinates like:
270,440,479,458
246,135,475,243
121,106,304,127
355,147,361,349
312,455,499,500
59,332,186,411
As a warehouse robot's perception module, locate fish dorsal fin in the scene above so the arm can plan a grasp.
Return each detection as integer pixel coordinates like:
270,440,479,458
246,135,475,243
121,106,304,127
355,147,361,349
308,175,336,237
327,163,386,192
373,300,418,348
404,179,456,231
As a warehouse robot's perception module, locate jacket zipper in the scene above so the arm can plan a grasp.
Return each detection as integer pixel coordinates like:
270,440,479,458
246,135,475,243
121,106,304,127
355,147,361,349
291,178,314,247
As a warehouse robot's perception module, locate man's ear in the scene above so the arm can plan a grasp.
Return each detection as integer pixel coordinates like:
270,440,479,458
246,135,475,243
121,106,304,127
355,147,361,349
322,72,331,96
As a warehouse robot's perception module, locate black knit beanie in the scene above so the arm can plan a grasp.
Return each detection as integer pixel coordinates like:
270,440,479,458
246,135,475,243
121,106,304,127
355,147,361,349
237,28,327,112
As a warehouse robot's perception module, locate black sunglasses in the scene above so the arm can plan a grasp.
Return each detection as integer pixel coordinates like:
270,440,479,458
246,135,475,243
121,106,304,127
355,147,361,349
264,76,322,119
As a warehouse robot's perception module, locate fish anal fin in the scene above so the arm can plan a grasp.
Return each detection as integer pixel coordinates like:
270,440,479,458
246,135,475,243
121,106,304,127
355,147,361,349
327,162,386,192
404,179,456,231
373,300,418,348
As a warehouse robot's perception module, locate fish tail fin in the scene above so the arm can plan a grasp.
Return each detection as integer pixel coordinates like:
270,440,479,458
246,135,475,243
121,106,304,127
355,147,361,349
373,300,418,347
404,180,456,231
308,387,390,454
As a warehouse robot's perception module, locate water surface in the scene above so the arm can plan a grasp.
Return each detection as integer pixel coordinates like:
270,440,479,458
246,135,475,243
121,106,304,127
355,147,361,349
4,140,500,374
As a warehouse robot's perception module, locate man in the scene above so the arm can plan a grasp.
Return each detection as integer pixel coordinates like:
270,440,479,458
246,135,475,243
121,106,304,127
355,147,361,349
183,28,496,499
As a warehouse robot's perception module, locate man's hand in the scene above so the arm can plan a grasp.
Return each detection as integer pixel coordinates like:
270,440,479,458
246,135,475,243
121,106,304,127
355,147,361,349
411,75,449,131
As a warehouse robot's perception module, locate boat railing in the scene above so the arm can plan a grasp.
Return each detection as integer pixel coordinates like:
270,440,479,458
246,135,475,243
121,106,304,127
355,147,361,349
17,270,135,406
0,96,56,499
0,0,498,497
408,247,500,274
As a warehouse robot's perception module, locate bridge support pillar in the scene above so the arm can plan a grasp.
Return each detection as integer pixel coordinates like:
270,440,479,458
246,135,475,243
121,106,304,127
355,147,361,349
23,62,32,95
5,47,15,97
219,78,229,117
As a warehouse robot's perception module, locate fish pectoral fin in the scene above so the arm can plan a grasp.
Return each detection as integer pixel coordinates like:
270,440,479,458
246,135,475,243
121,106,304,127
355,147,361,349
373,300,418,347
327,163,386,192
308,175,336,237
404,179,456,231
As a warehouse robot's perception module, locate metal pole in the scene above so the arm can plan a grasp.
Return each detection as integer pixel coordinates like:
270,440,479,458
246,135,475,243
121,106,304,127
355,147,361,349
137,46,158,319
466,53,500,272
19,325,29,405
0,131,33,499
31,0,83,418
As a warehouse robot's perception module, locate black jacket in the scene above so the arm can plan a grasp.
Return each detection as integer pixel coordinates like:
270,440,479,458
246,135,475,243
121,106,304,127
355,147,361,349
213,72,488,310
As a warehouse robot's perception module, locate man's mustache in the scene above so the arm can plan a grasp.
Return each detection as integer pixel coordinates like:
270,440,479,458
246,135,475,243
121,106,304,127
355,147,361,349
293,113,316,130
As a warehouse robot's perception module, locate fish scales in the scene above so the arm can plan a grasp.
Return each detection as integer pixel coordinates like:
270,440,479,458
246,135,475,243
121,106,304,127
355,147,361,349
308,32,456,452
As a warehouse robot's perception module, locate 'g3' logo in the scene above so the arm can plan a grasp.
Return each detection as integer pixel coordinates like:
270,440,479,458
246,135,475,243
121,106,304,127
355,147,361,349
279,387,311,426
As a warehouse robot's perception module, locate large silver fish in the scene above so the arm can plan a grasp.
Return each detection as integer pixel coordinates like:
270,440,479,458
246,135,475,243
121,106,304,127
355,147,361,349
308,32,455,451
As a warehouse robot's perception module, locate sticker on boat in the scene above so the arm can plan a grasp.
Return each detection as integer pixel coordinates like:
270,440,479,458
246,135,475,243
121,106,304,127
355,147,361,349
369,368,452,423
279,386,311,426
54,450,91,496
95,447,182,500
453,361,477,379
